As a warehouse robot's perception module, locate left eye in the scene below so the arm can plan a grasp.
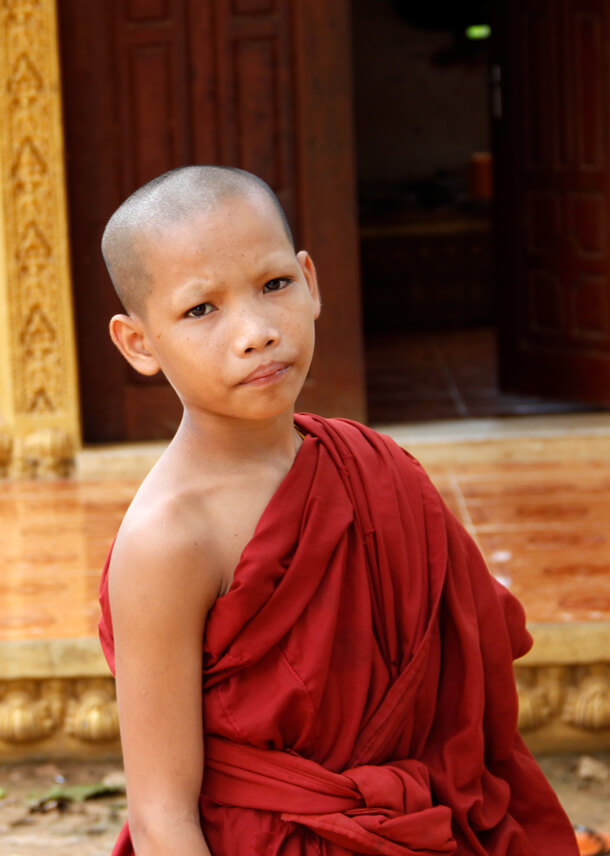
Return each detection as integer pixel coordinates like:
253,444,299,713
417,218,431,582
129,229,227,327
186,302,215,318
264,278,290,293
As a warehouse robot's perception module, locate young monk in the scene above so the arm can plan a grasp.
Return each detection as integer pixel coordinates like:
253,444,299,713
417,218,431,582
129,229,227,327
98,165,579,856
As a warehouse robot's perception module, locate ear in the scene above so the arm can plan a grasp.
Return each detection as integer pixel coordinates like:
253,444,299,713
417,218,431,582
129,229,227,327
296,251,321,319
108,313,161,376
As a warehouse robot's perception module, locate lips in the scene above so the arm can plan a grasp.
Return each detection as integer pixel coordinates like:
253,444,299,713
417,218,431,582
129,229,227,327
239,361,289,385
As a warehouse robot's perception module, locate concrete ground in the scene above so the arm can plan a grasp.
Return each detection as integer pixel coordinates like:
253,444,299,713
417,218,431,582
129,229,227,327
0,753,608,855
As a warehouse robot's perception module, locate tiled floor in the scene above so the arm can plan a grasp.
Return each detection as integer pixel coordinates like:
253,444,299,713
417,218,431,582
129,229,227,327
366,327,600,423
1,425,609,641
0,480,140,641
421,459,610,623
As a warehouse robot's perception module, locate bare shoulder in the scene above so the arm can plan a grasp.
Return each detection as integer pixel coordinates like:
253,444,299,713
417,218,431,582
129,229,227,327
108,470,223,634
106,464,218,840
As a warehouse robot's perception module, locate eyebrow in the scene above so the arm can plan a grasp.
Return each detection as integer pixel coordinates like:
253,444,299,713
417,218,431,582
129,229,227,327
252,252,299,278
170,278,218,308
171,250,298,302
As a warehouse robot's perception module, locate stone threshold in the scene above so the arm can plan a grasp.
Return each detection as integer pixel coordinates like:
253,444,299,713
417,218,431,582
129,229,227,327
379,412,610,468
2,622,608,679
377,411,610,445
76,412,610,480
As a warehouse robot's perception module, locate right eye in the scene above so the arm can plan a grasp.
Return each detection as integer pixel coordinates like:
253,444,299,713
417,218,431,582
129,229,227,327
186,303,215,318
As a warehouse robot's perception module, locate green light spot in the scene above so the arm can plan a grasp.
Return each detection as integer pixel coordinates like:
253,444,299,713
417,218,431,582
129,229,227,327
466,24,491,40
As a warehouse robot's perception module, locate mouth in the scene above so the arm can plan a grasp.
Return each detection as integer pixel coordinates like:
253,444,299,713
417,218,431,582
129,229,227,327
239,361,290,386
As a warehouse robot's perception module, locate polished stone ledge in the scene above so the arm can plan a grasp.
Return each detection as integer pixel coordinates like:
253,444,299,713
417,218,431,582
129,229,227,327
2,622,607,680
0,637,111,680
522,622,610,666
77,413,610,480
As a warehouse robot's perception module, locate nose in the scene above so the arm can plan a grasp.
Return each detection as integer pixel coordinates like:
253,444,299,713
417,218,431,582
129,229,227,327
233,306,280,355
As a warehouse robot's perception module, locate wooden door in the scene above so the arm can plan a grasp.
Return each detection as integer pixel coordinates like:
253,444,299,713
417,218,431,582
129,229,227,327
494,0,610,404
58,0,365,442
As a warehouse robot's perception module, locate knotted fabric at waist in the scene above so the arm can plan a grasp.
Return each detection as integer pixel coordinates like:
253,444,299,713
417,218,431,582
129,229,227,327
202,736,456,855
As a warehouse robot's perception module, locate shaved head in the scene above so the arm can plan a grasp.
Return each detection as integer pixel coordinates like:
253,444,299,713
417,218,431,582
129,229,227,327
101,166,294,314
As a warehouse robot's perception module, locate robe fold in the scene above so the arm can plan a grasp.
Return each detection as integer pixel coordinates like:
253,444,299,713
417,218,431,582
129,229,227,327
99,414,578,856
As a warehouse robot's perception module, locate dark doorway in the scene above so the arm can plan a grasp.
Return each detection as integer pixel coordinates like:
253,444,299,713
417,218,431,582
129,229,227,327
352,0,610,423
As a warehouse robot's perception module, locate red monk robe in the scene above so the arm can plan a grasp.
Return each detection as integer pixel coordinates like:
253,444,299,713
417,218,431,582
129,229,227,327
99,414,578,856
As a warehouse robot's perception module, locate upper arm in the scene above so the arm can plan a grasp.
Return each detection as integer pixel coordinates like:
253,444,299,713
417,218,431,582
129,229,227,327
108,518,220,833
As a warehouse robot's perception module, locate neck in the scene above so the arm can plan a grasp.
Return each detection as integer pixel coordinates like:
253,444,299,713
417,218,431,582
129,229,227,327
169,409,301,472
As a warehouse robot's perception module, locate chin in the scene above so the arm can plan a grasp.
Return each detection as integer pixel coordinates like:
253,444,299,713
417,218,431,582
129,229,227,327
235,378,306,421
230,394,298,423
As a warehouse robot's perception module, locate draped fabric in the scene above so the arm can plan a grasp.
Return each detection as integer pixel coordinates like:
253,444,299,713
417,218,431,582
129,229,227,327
99,414,578,856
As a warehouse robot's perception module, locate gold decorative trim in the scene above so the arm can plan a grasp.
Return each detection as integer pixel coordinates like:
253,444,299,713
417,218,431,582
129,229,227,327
65,679,121,742
516,662,610,752
22,426,75,476
0,663,608,759
515,667,560,731
0,677,120,758
562,665,610,731
0,0,80,477
0,679,59,743
0,428,13,476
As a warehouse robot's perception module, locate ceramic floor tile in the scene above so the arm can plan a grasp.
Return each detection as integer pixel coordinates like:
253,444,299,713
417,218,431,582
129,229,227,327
465,498,610,529
476,528,609,553
1,438,610,640
456,475,610,500
471,510,610,623
433,483,466,522
0,479,137,642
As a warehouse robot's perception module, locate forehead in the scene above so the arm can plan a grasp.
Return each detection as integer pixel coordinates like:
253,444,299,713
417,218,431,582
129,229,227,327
145,192,291,262
134,194,297,317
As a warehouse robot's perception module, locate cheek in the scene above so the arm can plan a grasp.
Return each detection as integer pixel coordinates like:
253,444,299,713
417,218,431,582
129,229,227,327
290,313,316,357
285,292,317,326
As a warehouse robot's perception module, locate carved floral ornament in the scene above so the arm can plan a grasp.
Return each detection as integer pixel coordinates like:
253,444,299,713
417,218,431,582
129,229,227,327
0,430,13,476
0,667,608,754
0,678,120,745
0,0,80,475
515,663,610,732
2,2,59,413
3,0,40,28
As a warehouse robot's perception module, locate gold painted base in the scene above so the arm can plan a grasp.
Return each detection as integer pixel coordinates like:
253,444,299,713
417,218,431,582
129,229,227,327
516,623,610,753
0,639,120,759
1,627,608,760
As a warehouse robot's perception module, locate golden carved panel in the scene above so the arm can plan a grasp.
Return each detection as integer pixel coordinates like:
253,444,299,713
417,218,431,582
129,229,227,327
0,677,120,758
516,662,610,753
0,0,80,475
0,665,609,760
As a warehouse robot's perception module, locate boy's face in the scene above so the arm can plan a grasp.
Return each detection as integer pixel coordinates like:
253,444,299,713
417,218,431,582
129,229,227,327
117,194,320,425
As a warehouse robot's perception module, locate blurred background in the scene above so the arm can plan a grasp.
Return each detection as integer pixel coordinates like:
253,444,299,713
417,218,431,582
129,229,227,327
33,0,610,446
0,2,609,852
